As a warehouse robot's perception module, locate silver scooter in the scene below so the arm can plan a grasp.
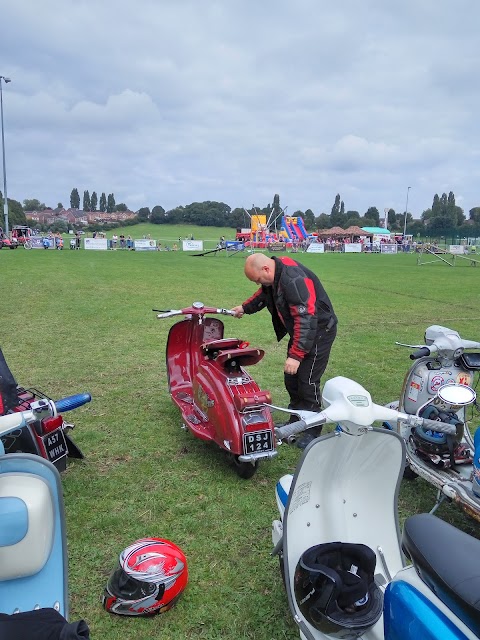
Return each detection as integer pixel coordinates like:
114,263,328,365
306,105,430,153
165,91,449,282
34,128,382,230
387,325,480,520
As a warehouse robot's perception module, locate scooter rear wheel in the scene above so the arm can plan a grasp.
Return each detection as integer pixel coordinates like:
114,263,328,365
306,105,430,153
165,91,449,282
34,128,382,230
230,455,259,479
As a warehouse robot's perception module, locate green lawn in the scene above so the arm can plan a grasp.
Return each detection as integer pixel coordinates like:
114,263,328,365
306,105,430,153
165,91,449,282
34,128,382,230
1,234,480,639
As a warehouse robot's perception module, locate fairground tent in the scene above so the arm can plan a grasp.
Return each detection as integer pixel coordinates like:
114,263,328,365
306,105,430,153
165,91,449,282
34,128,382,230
361,227,391,235
344,226,373,236
318,227,346,236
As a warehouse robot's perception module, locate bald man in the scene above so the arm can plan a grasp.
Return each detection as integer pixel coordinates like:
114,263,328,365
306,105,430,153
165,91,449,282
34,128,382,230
232,254,337,447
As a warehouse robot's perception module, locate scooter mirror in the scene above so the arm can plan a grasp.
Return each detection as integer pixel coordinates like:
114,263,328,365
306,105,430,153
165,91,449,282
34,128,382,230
437,383,476,408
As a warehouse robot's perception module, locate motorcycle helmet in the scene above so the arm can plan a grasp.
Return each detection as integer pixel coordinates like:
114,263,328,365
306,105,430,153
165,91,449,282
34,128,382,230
413,405,466,467
294,542,383,637
103,537,188,616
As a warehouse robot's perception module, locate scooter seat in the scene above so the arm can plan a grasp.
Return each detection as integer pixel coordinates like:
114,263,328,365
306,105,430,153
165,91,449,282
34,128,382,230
402,513,480,637
201,338,243,355
214,348,265,368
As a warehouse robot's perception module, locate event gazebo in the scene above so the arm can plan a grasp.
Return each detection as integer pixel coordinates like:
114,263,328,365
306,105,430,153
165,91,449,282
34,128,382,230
318,226,345,236
343,225,372,237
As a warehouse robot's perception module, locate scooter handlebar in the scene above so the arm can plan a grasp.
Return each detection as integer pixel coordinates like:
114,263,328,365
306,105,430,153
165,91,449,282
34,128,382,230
154,309,183,318
462,339,480,350
275,420,308,440
418,417,459,435
410,347,432,360
55,393,92,413
154,306,236,319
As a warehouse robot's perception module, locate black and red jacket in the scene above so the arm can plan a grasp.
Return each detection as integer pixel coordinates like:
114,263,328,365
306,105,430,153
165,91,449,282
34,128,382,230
242,256,337,361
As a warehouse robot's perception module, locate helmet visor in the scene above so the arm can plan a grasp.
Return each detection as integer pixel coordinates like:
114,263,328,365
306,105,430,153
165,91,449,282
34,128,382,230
107,565,164,602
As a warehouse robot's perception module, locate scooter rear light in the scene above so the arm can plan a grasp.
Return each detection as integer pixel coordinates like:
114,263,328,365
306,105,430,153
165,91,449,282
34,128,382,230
41,415,63,435
244,422,271,432
242,410,273,432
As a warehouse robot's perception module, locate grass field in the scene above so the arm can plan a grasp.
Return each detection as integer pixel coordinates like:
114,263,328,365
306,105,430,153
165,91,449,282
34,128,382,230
1,229,480,639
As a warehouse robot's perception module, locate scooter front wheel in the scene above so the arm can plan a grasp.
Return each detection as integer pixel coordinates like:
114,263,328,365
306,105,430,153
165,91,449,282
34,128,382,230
230,455,259,479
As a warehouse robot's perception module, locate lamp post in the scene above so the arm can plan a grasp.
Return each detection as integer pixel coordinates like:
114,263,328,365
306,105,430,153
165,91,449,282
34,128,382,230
402,186,411,239
0,75,11,235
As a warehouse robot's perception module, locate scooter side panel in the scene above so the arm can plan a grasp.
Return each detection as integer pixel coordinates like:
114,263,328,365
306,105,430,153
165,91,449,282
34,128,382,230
282,429,406,638
385,578,473,640
166,320,197,394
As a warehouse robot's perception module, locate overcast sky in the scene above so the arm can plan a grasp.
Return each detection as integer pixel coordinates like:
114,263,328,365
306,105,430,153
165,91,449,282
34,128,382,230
1,0,479,219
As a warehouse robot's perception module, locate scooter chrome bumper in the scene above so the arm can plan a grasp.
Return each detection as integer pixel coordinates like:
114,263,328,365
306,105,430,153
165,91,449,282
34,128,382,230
237,450,278,462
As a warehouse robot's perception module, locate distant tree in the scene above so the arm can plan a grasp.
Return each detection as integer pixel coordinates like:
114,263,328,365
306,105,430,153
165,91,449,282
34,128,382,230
345,210,360,220
229,207,248,229
425,191,463,235
180,201,231,226
70,188,80,209
469,207,480,223
90,191,98,212
303,208,315,230
107,193,116,213
315,213,330,229
99,192,107,212
387,208,397,229
408,219,425,237
164,206,185,224
346,216,361,228
331,194,341,217
50,219,68,233
340,201,345,216
1,193,27,226
137,207,151,222
57,202,64,209
151,206,167,224
83,190,91,211
23,198,46,211
364,207,380,225
115,203,128,212
272,193,282,221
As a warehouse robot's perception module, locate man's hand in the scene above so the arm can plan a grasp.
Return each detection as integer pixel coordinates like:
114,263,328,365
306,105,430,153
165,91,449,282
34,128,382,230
231,305,245,318
284,357,300,375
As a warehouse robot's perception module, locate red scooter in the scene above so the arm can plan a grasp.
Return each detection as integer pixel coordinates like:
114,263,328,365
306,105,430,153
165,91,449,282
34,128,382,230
155,302,277,478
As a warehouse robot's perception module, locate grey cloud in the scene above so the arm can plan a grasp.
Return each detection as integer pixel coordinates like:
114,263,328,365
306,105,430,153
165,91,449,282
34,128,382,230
1,0,480,215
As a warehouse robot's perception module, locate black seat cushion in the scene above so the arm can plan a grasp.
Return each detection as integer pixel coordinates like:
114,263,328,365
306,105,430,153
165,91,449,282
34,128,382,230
402,513,480,637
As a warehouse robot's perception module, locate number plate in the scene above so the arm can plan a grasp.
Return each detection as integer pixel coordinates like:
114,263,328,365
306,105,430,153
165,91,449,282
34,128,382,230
243,430,274,454
42,428,68,463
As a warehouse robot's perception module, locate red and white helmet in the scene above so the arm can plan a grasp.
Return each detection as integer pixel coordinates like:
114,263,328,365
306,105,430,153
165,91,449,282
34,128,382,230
103,537,188,616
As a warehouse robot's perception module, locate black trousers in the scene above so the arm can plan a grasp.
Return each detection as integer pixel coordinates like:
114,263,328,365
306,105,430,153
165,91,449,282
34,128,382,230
284,325,337,412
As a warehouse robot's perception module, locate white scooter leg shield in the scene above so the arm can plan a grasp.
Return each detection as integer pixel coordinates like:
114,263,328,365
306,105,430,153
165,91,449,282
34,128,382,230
282,428,406,640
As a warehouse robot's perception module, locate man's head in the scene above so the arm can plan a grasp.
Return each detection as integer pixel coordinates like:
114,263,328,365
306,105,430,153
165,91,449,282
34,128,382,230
244,254,276,286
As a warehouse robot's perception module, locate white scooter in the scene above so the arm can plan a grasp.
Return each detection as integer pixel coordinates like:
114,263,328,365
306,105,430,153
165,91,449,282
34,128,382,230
271,376,480,640
0,397,91,638
387,325,480,520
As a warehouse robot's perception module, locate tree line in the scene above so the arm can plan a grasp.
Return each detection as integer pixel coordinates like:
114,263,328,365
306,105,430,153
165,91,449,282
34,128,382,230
4,189,480,239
